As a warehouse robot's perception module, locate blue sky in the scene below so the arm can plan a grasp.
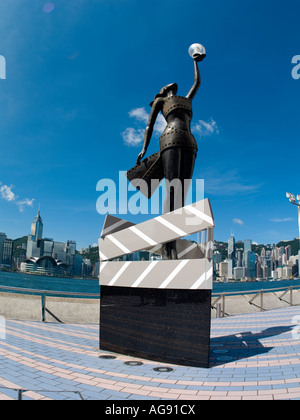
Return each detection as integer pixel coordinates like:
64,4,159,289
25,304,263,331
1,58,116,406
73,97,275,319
0,0,300,249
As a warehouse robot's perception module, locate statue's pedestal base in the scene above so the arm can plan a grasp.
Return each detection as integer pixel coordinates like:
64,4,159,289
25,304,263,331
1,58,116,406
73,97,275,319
100,286,211,368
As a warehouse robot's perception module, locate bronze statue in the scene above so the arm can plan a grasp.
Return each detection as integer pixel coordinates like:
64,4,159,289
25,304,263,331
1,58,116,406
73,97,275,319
128,44,206,260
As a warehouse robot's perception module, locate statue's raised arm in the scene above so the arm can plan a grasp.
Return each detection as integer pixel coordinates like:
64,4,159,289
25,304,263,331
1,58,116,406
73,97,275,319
186,58,201,101
186,43,206,100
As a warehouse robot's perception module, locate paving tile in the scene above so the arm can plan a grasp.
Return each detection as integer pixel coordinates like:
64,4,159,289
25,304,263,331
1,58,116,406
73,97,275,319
1,306,300,400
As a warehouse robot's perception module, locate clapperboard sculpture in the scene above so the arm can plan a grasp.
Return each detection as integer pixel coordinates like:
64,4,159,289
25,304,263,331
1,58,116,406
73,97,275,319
99,198,215,368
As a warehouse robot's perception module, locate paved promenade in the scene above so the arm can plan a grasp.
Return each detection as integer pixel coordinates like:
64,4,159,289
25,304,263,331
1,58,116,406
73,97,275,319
0,306,300,400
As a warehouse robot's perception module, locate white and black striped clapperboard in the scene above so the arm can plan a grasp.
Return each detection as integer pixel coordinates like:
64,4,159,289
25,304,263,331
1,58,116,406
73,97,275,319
98,199,215,290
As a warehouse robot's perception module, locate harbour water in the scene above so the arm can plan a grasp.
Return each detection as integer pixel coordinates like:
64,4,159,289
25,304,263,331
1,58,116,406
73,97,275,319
0,271,100,296
0,271,300,296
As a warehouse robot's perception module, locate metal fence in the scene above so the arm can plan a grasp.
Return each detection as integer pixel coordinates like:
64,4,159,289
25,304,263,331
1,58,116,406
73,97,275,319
0,386,84,400
211,285,300,317
0,285,99,323
1,283,300,320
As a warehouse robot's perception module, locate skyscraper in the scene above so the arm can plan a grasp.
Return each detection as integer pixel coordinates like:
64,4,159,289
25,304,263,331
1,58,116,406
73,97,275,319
0,233,13,267
30,210,43,241
25,210,76,275
228,234,235,258
244,239,252,253
0,233,6,265
27,210,44,259
228,233,236,268
285,245,292,261
236,249,243,267
2,239,13,266
244,250,256,278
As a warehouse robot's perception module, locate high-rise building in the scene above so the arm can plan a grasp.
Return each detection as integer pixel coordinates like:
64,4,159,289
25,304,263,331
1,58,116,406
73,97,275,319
283,266,293,279
219,261,228,281
236,249,243,267
233,266,245,280
0,233,13,267
285,245,292,261
25,211,76,275
244,239,252,253
244,250,256,278
228,234,236,266
66,241,76,267
213,251,222,274
265,257,273,277
282,254,287,265
262,266,269,278
225,258,233,279
256,260,262,278
43,239,54,257
219,259,233,281
278,246,285,258
0,232,6,265
31,210,43,241
27,210,44,259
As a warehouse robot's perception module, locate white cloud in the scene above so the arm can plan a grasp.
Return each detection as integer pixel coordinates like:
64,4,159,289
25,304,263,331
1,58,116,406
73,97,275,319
128,107,148,123
123,107,218,147
193,118,220,137
233,218,244,225
122,108,148,146
122,127,144,147
0,182,35,212
270,217,293,223
154,113,167,133
203,169,263,196
0,184,16,202
122,107,166,147
17,198,35,213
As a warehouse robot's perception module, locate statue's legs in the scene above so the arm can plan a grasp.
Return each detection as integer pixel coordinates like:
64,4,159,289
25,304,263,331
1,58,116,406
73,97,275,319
161,147,196,259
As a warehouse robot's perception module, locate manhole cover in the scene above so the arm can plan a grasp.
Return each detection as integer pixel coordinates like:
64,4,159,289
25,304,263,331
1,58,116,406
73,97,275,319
124,361,143,366
99,355,116,359
153,367,173,373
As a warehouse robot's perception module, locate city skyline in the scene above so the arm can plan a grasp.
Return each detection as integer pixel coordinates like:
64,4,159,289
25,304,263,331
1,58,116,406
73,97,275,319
2,210,299,282
214,235,299,281
2,207,300,252
1,1,300,248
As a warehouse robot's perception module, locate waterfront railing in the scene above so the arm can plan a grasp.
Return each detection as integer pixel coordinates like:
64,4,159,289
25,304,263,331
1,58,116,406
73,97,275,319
0,285,99,322
1,284,300,320
212,285,300,317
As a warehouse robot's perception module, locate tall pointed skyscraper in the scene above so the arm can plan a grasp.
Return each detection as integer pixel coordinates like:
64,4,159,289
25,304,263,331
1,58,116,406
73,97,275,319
228,233,235,259
228,233,236,269
27,209,44,258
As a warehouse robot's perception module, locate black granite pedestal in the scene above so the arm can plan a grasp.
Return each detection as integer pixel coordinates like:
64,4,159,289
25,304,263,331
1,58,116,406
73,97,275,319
99,286,211,368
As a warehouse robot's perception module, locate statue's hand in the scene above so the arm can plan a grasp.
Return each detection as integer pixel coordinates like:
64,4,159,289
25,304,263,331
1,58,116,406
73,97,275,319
136,150,145,165
193,53,206,62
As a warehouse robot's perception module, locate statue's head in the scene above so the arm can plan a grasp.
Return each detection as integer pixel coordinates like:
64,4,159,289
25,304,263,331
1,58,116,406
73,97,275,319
159,83,178,96
150,83,178,106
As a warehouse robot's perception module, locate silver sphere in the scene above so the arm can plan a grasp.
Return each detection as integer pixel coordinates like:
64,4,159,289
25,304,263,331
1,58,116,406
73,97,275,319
188,43,206,60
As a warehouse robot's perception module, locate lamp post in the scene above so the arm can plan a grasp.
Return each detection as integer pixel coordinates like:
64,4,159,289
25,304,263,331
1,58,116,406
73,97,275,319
286,193,300,272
